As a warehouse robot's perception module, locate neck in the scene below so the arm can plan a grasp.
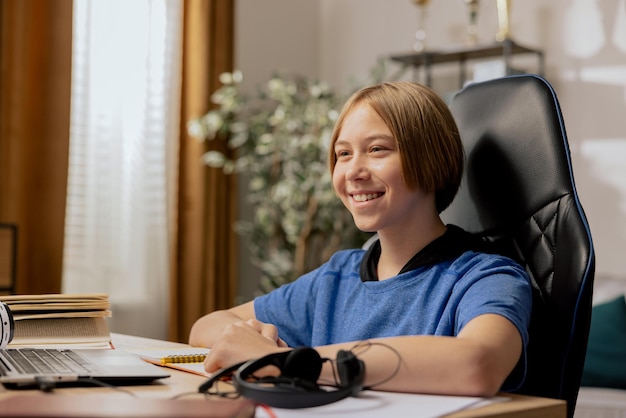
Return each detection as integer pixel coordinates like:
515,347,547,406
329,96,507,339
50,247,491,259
376,217,447,280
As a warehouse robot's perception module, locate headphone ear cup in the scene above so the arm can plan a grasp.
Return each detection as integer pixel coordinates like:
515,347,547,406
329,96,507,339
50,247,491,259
281,347,323,383
233,347,365,408
0,302,14,349
336,350,365,391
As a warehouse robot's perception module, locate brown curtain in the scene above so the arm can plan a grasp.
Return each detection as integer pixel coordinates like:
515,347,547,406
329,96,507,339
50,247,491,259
169,0,238,343
0,0,236,340
0,0,73,294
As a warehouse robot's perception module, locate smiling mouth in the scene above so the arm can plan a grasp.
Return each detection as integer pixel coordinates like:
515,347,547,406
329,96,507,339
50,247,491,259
352,193,383,202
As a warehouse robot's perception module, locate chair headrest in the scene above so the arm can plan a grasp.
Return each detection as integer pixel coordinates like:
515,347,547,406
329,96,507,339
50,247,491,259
442,75,575,235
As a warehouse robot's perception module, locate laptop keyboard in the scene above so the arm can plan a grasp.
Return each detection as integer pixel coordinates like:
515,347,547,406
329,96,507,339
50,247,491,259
3,349,101,375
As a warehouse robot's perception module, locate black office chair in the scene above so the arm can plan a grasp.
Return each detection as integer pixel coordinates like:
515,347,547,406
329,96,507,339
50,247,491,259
442,74,595,418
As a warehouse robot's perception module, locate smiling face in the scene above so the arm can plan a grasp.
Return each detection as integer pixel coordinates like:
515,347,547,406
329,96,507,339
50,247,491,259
332,102,432,234
329,82,464,216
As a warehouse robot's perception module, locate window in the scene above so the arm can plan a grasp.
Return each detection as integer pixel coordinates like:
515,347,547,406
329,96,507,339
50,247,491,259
63,0,183,339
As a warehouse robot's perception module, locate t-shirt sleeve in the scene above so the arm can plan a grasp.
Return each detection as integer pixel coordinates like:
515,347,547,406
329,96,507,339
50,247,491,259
455,258,532,341
253,266,322,347
455,255,533,391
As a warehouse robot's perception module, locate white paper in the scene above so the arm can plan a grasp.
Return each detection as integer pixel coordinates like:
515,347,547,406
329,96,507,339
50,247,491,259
255,390,504,418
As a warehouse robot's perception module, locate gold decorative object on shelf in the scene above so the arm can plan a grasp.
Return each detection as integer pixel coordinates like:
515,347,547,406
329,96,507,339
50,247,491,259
410,0,431,52
496,0,512,42
463,0,480,46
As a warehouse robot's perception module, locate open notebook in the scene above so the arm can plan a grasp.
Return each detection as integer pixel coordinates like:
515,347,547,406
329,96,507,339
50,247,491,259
129,347,211,377
0,348,169,387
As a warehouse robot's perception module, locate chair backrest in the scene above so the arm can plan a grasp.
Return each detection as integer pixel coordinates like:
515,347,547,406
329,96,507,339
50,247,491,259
442,75,595,418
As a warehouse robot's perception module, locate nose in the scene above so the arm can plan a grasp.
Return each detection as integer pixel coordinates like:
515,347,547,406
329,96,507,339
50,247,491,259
345,155,370,181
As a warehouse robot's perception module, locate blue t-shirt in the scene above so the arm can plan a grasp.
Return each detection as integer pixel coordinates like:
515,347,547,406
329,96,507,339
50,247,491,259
254,249,532,389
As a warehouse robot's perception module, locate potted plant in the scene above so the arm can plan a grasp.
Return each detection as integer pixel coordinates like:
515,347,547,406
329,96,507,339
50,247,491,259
187,70,374,292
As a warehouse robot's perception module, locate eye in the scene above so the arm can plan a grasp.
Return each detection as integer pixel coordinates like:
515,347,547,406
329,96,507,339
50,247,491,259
369,138,396,155
335,149,350,159
370,145,393,154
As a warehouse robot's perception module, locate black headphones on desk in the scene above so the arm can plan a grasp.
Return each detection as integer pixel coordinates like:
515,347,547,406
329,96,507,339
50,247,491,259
0,302,15,349
199,347,365,409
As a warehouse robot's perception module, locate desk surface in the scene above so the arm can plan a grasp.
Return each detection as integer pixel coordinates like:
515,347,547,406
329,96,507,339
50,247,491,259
444,394,565,418
0,334,566,418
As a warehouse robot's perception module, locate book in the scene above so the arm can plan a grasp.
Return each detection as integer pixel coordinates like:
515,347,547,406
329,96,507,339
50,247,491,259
0,293,112,348
1,293,111,311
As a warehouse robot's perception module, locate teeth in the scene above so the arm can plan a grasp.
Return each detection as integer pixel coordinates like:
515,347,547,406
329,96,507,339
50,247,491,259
353,193,382,202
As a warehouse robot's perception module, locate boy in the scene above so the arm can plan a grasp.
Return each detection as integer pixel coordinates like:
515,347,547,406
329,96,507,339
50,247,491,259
189,81,531,396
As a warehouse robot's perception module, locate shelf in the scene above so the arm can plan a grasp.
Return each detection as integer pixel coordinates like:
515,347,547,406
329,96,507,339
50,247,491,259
389,39,544,88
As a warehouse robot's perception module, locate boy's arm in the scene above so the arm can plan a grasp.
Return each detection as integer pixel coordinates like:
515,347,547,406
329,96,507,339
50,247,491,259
315,313,522,397
188,301,256,347
190,307,522,397
189,300,290,373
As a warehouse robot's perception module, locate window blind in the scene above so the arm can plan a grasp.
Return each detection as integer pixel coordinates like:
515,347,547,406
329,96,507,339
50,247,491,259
63,0,182,339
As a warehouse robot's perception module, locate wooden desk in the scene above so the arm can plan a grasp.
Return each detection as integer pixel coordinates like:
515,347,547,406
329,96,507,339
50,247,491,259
0,334,566,418
444,394,565,418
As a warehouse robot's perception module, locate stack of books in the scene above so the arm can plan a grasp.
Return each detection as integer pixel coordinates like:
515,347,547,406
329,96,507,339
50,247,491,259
0,293,112,348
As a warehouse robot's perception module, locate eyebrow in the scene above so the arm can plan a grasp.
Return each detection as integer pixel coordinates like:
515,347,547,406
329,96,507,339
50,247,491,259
334,134,395,148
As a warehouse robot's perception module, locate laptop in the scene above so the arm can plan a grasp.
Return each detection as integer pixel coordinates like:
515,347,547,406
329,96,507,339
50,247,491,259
0,347,170,387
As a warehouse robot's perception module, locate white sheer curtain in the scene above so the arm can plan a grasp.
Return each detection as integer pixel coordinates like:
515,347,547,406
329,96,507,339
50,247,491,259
63,0,183,339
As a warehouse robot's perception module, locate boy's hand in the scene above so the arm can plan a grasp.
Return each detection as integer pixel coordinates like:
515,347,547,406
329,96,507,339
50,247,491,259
203,319,288,373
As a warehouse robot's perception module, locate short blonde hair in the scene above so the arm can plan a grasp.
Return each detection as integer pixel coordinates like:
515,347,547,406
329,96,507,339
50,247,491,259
329,81,464,213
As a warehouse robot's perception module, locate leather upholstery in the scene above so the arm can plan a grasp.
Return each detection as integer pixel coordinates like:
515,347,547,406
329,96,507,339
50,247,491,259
443,75,595,418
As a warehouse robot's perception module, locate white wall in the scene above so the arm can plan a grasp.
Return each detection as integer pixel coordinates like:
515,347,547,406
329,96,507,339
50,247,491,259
236,0,626,298
235,0,319,89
